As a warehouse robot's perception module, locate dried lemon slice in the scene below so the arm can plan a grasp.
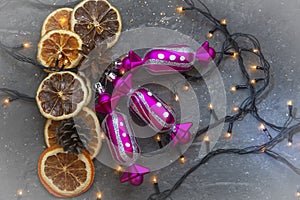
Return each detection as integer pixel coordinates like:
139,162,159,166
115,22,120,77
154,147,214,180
37,30,83,70
36,71,88,120
44,107,102,159
38,145,94,198
71,0,122,54
41,8,73,36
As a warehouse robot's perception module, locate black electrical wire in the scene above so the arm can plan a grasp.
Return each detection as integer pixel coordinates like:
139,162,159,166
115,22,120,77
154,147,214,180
147,0,300,199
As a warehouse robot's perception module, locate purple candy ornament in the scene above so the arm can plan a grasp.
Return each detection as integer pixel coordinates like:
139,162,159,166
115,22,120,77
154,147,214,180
116,41,216,74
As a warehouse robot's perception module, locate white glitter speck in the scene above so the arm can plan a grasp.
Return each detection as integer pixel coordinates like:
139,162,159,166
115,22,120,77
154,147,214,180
147,92,153,96
157,102,162,107
122,133,127,137
180,56,185,61
158,54,165,59
120,122,124,126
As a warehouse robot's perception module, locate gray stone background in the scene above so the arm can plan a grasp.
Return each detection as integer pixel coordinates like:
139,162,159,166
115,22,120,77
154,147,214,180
0,0,300,199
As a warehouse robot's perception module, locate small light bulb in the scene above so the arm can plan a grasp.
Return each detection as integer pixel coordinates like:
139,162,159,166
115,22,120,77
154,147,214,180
225,132,232,138
250,79,256,85
23,42,31,49
250,65,258,70
96,192,102,199
230,86,237,92
116,166,123,172
100,133,105,140
233,106,239,112
17,189,23,196
207,32,214,39
261,147,266,153
155,135,161,142
119,68,126,75
208,103,213,110
232,52,239,58
152,176,158,184
287,100,293,106
296,191,300,197
287,141,293,147
179,156,186,164
3,98,10,105
174,94,179,102
176,6,185,14
253,48,259,53
203,136,210,142
220,19,227,25
259,124,266,131
183,85,190,91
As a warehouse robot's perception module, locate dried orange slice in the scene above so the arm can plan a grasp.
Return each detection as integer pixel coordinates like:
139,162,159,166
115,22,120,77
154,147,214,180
41,8,73,36
36,71,88,121
44,107,102,159
78,71,92,106
37,30,83,70
71,0,122,54
38,145,94,197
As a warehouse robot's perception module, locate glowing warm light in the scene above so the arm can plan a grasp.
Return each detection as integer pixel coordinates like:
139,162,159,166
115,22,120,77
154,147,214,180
23,42,31,49
3,98,10,105
220,19,227,25
253,48,259,53
155,135,161,142
176,6,185,14
233,107,239,112
225,132,232,138
250,65,258,70
179,156,186,164
203,136,210,142
17,189,23,196
259,124,266,131
207,32,214,39
174,94,179,102
230,86,237,92
287,100,293,106
100,132,105,140
183,85,190,91
250,79,256,85
116,166,123,172
287,141,293,147
96,192,102,199
296,191,300,197
152,176,158,184
119,68,126,75
208,103,213,110
232,52,239,58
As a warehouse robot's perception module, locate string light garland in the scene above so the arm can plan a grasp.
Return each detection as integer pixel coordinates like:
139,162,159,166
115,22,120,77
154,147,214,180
146,0,300,199
0,0,299,199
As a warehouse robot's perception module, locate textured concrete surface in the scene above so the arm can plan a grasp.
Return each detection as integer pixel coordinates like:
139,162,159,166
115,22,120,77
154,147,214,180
0,0,300,199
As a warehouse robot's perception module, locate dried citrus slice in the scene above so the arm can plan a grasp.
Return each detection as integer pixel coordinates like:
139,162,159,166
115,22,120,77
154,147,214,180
37,30,83,70
44,107,102,159
36,71,88,120
41,8,73,36
71,0,122,54
78,72,92,106
38,145,94,197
